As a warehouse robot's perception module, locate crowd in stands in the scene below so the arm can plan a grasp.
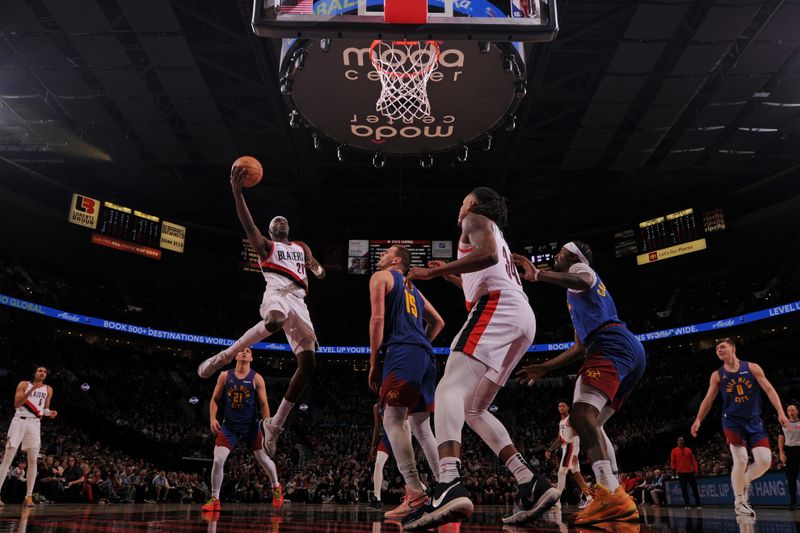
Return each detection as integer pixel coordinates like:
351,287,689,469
0,251,799,506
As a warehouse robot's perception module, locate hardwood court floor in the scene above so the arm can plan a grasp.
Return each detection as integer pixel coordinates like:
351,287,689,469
0,503,797,532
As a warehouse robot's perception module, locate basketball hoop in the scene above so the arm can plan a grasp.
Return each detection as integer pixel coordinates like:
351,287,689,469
370,40,441,122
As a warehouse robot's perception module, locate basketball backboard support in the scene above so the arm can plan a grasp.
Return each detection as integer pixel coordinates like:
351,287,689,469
252,0,558,42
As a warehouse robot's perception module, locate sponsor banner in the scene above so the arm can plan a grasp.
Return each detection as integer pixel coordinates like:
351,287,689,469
637,238,707,266
432,240,453,259
348,239,369,257
68,193,100,229
665,471,798,506
160,221,186,253
91,233,162,260
1,293,798,355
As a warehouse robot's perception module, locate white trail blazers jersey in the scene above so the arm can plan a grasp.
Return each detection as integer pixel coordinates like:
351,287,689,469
16,382,48,418
259,241,309,294
458,221,525,309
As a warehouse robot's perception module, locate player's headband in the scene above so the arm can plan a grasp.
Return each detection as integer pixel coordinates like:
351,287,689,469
269,216,288,228
564,242,589,265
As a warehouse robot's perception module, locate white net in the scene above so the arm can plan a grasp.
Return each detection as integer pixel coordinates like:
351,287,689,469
370,40,440,122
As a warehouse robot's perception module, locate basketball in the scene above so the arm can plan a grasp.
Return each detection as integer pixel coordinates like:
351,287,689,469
232,156,263,188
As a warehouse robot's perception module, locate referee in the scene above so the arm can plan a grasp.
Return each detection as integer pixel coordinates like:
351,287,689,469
779,403,800,510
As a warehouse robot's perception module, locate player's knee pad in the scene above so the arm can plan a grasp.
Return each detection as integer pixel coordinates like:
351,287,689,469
264,313,286,333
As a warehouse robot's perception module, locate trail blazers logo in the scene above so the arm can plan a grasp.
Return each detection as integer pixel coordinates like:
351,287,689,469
584,368,602,380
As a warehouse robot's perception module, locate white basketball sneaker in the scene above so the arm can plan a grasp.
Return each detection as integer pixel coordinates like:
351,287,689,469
197,349,235,379
260,417,283,457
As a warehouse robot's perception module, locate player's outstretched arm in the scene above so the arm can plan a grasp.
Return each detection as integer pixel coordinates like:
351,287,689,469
417,289,445,343
691,372,720,437
298,242,326,280
751,363,789,427
512,253,592,291
428,261,462,288
368,271,393,393
516,331,586,386
230,166,271,260
407,214,497,282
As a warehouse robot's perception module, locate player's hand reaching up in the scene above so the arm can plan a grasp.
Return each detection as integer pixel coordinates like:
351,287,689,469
210,419,221,435
368,364,381,395
512,253,540,282
516,363,547,386
230,166,247,192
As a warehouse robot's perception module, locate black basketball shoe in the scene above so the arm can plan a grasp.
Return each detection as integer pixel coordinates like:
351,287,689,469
502,475,559,525
402,478,473,530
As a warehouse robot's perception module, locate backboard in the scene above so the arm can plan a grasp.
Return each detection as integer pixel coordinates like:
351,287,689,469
253,0,558,41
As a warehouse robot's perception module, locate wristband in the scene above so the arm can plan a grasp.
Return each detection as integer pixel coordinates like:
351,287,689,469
43,408,51,416
311,263,324,276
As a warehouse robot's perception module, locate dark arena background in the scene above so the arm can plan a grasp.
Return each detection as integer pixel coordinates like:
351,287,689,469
1,0,800,532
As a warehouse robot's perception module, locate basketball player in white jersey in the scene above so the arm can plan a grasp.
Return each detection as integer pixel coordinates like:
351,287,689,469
403,188,557,530
198,166,325,457
0,366,57,507
546,401,592,509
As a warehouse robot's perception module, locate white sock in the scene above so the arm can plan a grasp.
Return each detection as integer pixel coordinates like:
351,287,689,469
601,427,619,478
592,460,619,491
505,452,534,485
272,399,294,428
439,457,461,484
211,446,231,498
253,449,279,487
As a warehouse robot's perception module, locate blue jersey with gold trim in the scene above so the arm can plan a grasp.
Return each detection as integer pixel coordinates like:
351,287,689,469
223,369,257,427
383,270,433,352
566,264,624,344
718,360,762,420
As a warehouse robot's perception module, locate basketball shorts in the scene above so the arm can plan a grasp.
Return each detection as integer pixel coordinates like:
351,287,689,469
561,439,581,473
377,433,393,456
260,288,317,354
450,290,535,386
215,421,262,452
722,414,770,449
577,325,646,411
380,343,436,413
6,416,41,451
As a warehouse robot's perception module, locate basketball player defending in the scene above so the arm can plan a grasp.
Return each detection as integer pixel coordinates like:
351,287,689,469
691,338,788,518
369,245,444,520
0,366,57,507
403,188,557,530
201,347,283,511
514,242,645,525
545,401,592,510
198,166,325,457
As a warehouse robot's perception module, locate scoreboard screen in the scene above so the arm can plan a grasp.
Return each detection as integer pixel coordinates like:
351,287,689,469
346,239,453,274
241,239,262,273
96,202,161,248
368,240,432,273
524,242,559,270
614,207,725,265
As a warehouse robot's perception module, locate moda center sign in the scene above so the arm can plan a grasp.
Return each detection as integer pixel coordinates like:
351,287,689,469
280,39,526,155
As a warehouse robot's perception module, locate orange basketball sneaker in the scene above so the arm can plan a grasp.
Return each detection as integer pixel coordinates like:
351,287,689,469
272,483,285,509
573,484,638,526
384,487,428,520
201,496,221,512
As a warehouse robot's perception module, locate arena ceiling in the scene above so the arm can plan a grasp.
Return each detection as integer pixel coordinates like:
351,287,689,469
1,0,799,242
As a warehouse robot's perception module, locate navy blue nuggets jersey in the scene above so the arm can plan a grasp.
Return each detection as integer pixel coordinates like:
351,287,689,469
718,360,762,420
383,270,433,352
566,264,623,344
223,369,258,427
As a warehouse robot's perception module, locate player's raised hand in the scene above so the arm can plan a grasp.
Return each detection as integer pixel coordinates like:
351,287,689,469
407,267,435,282
230,165,247,192
516,363,547,386
210,419,221,435
690,419,701,438
512,253,539,282
368,364,381,395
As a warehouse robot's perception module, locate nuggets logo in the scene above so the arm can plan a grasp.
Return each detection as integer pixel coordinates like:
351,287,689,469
725,376,753,404
68,193,99,229
386,390,400,401
584,368,602,380
227,384,252,409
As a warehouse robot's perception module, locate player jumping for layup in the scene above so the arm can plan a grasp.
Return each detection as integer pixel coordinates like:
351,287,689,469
198,166,325,457
202,347,283,511
369,245,445,520
514,242,645,525
403,188,557,530
691,338,788,518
